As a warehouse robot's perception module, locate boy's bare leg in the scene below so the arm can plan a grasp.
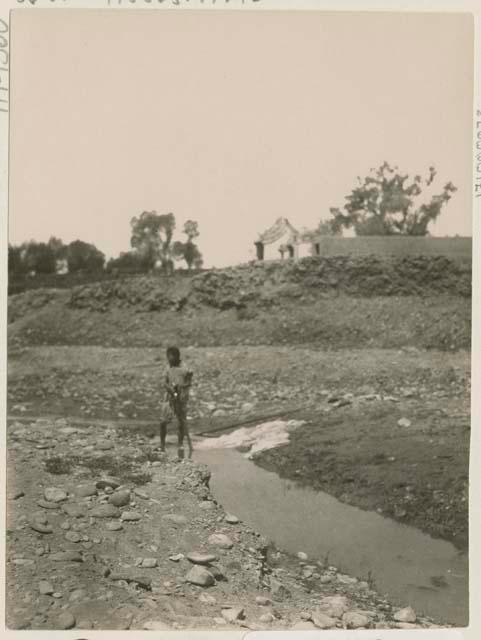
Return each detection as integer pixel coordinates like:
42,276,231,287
177,416,185,459
160,422,167,452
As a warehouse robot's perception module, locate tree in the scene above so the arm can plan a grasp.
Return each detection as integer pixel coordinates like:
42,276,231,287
106,250,150,273
329,162,457,236
23,241,57,274
172,220,203,270
130,211,176,271
8,245,27,275
316,219,342,236
48,236,67,260
66,240,105,273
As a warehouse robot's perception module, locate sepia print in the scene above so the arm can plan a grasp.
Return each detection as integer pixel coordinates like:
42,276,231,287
3,4,476,634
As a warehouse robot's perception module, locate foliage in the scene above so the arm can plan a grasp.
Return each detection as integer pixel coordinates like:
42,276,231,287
8,245,28,275
130,211,176,271
173,220,203,269
106,250,150,273
66,240,105,273
23,242,57,274
329,162,457,236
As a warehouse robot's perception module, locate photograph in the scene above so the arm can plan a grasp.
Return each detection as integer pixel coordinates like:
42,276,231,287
4,4,475,633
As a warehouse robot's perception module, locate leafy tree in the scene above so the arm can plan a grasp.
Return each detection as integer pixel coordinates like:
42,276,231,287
329,162,457,236
48,236,67,260
316,219,342,236
130,211,176,271
23,241,57,274
8,245,28,275
172,220,203,270
106,250,150,273
66,240,105,273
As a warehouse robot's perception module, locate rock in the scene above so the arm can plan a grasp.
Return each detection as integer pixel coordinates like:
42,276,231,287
90,504,120,518
208,533,234,549
44,487,68,503
397,418,412,428
106,521,123,531
208,565,227,582
199,593,217,605
30,522,53,534
97,441,113,451
37,499,60,510
65,531,82,543
162,514,188,526
225,514,239,524
222,608,245,623
109,489,131,507
56,611,76,630
320,574,333,584
50,551,83,563
121,511,142,522
255,596,272,606
185,565,215,587
13,490,25,500
76,484,98,498
38,581,54,595
312,611,337,629
77,619,94,629
13,558,35,566
32,511,48,525
269,578,291,601
96,478,120,491
143,620,172,630
297,551,308,561
110,573,152,590
69,589,87,602
169,554,184,562
343,611,370,629
259,613,275,624
292,621,317,630
395,622,419,629
241,402,255,413
186,552,217,565
393,607,417,623
317,595,350,618
199,501,216,511
141,558,158,568
62,503,88,518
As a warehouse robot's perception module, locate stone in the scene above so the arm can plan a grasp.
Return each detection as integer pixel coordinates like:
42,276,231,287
297,551,308,561
317,595,350,618
393,607,417,623
312,611,337,629
97,441,113,451
77,619,94,629
65,531,82,543
292,621,316,630
110,573,152,589
269,578,291,601
13,490,25,500
143,620,172,630
62,503,88,518
30,522,53,534
187,552,217,565
37,499,60,510
199,501,216,511
39,581,54,595
169,554,184,562
225,514,239,524
141,558,158,568
255,596,272,606
50,551,83,563
44,487,68,503
162,514,188,526
259,613,275,624
222,607,245,623
199,593,217,605
96,478,120,491
121,511,142,522
320,574,333,584
90,504,120,518
343,611,370,629
109,489,131,507
106,521,123,531
69,589,87,602
32,512,48,525
76,484,98,498
208,533,234,549
185,565,215,587
61,522,71,530
397,418,412,428
56,611,76,630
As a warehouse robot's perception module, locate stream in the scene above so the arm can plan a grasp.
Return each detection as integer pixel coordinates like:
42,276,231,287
195,447,468,626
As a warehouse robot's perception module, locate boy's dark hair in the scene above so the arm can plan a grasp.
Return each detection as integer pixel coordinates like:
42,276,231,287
166,345,181,365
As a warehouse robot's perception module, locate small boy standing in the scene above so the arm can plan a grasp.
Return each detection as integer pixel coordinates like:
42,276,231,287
159,346,193,459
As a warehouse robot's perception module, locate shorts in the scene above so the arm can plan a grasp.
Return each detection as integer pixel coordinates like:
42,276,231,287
159,401,187,424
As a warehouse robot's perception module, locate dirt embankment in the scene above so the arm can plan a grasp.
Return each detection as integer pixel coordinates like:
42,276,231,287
7,256,472,351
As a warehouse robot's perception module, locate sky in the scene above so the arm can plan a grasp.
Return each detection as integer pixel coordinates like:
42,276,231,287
9,10,474,268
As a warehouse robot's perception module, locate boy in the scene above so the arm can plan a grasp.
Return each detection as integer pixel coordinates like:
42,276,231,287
159,346,193,459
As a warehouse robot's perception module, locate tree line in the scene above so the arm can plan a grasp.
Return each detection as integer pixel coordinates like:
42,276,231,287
8,213,203,277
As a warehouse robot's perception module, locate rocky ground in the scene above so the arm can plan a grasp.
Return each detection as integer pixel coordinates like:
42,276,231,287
6,414,438,632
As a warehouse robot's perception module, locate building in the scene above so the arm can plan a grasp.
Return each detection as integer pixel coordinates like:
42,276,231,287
254,217,313,261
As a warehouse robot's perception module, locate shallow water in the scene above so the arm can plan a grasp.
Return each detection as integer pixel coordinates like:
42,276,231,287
195,447,468,626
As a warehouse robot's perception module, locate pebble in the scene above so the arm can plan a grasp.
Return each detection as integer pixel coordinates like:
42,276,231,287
312,611,337,629
76,619,94,629
185,565,215,587
38,581,54,595
198,501,216,511
97,441,113,451
343,611,370,628
143,620,172,630
90,504,120,518
297,551,308,561
199,593,217,605
96,478,120,490
397,418,412,428
393,607,417,623
109,489,131,507
169,554,184,562
225,514,239,524
60,522,71,530
37,499,60,510
162,514,188,526
317,595,350,618
69,589,87,602
56,611,76,630
269,578,291,601
76,484,98,498
259,613,275,624
30,522,53,534
65,531,82,543
13,490,25,500
292,621,317,630
255,596,272,606
141,558,158,568
62,503,88,518
186,552,217,565
208,533,234,549
106,521,123,531
50,551,83,563
222,607,245,623
121,511,142,522
44,487,68,503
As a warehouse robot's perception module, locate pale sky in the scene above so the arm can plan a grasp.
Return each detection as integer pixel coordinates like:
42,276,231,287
9,10,474,267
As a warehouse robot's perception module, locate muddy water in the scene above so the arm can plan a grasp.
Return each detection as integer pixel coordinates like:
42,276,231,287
195,447,468,626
